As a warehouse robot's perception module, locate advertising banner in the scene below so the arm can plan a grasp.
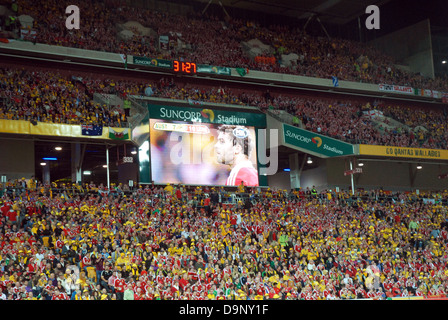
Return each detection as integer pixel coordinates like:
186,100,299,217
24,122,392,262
359,144,448,160
197,64,231,76
133,56,173,69
147,104,266,127
379,84,446,100
379,83,414,94
283,124,354,157
0,120,128,140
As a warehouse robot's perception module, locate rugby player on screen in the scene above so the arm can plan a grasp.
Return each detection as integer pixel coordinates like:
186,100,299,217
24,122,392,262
214,125,259,186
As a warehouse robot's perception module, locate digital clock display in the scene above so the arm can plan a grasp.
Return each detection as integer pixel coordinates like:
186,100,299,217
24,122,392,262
173,60,197,74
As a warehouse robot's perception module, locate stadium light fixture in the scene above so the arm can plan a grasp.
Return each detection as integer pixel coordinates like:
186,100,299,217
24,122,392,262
55,146,62,151
416,165,422,170
358,162,364,167
40,162,46,166
102,165,108,168
131,150,137,155
442,60,447,64
83,170,92,175
307,157,313,164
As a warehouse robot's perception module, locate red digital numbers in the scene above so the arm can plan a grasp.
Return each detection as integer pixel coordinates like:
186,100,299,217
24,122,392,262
182,62,188,73
173,60,180,72
173,61,196,74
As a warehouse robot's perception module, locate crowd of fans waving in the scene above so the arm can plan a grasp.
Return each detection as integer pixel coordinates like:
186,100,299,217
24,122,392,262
1,178,448,300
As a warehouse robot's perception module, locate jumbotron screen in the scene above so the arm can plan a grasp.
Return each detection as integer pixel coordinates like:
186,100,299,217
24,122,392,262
149,119,259,186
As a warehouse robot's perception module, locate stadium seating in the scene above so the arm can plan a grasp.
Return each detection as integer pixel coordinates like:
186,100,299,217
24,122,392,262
1,63,447,149
1,0,446,91
0,66,128,127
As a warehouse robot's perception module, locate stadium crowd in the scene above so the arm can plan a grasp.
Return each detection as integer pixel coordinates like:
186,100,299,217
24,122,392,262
1,63,447,149
2,0,447,91
0,66,130,127
1,0,448,304
1,180,448,300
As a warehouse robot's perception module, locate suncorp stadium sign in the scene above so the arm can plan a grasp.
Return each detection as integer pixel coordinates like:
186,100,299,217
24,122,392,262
159,107,203,122
283,123,354,157
148,104,266,127
133,56,173,69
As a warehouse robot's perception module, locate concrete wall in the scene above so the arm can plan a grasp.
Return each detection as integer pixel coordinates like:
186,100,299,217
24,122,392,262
300,157,329,191
370,19,435,79
267,171,290,190
0,139,35,180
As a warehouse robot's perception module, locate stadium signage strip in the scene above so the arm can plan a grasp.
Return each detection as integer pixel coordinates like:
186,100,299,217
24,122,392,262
379,83,414,94
147,104,266,127
133,56,448,101
132,56,230,75
379,83,448,99
359,144,448,160
133,56,173,68
0,119,129,140
282,123,354,157
196,64,231,76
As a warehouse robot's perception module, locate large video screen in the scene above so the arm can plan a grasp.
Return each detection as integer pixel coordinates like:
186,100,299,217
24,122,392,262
150,119,259,186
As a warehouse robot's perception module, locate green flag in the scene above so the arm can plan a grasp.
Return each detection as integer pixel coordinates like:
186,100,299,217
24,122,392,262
293,116,300,124
236,67,249,77
413,88,422,96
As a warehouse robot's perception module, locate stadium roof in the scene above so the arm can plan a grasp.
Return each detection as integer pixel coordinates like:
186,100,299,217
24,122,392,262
195,0,392,25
